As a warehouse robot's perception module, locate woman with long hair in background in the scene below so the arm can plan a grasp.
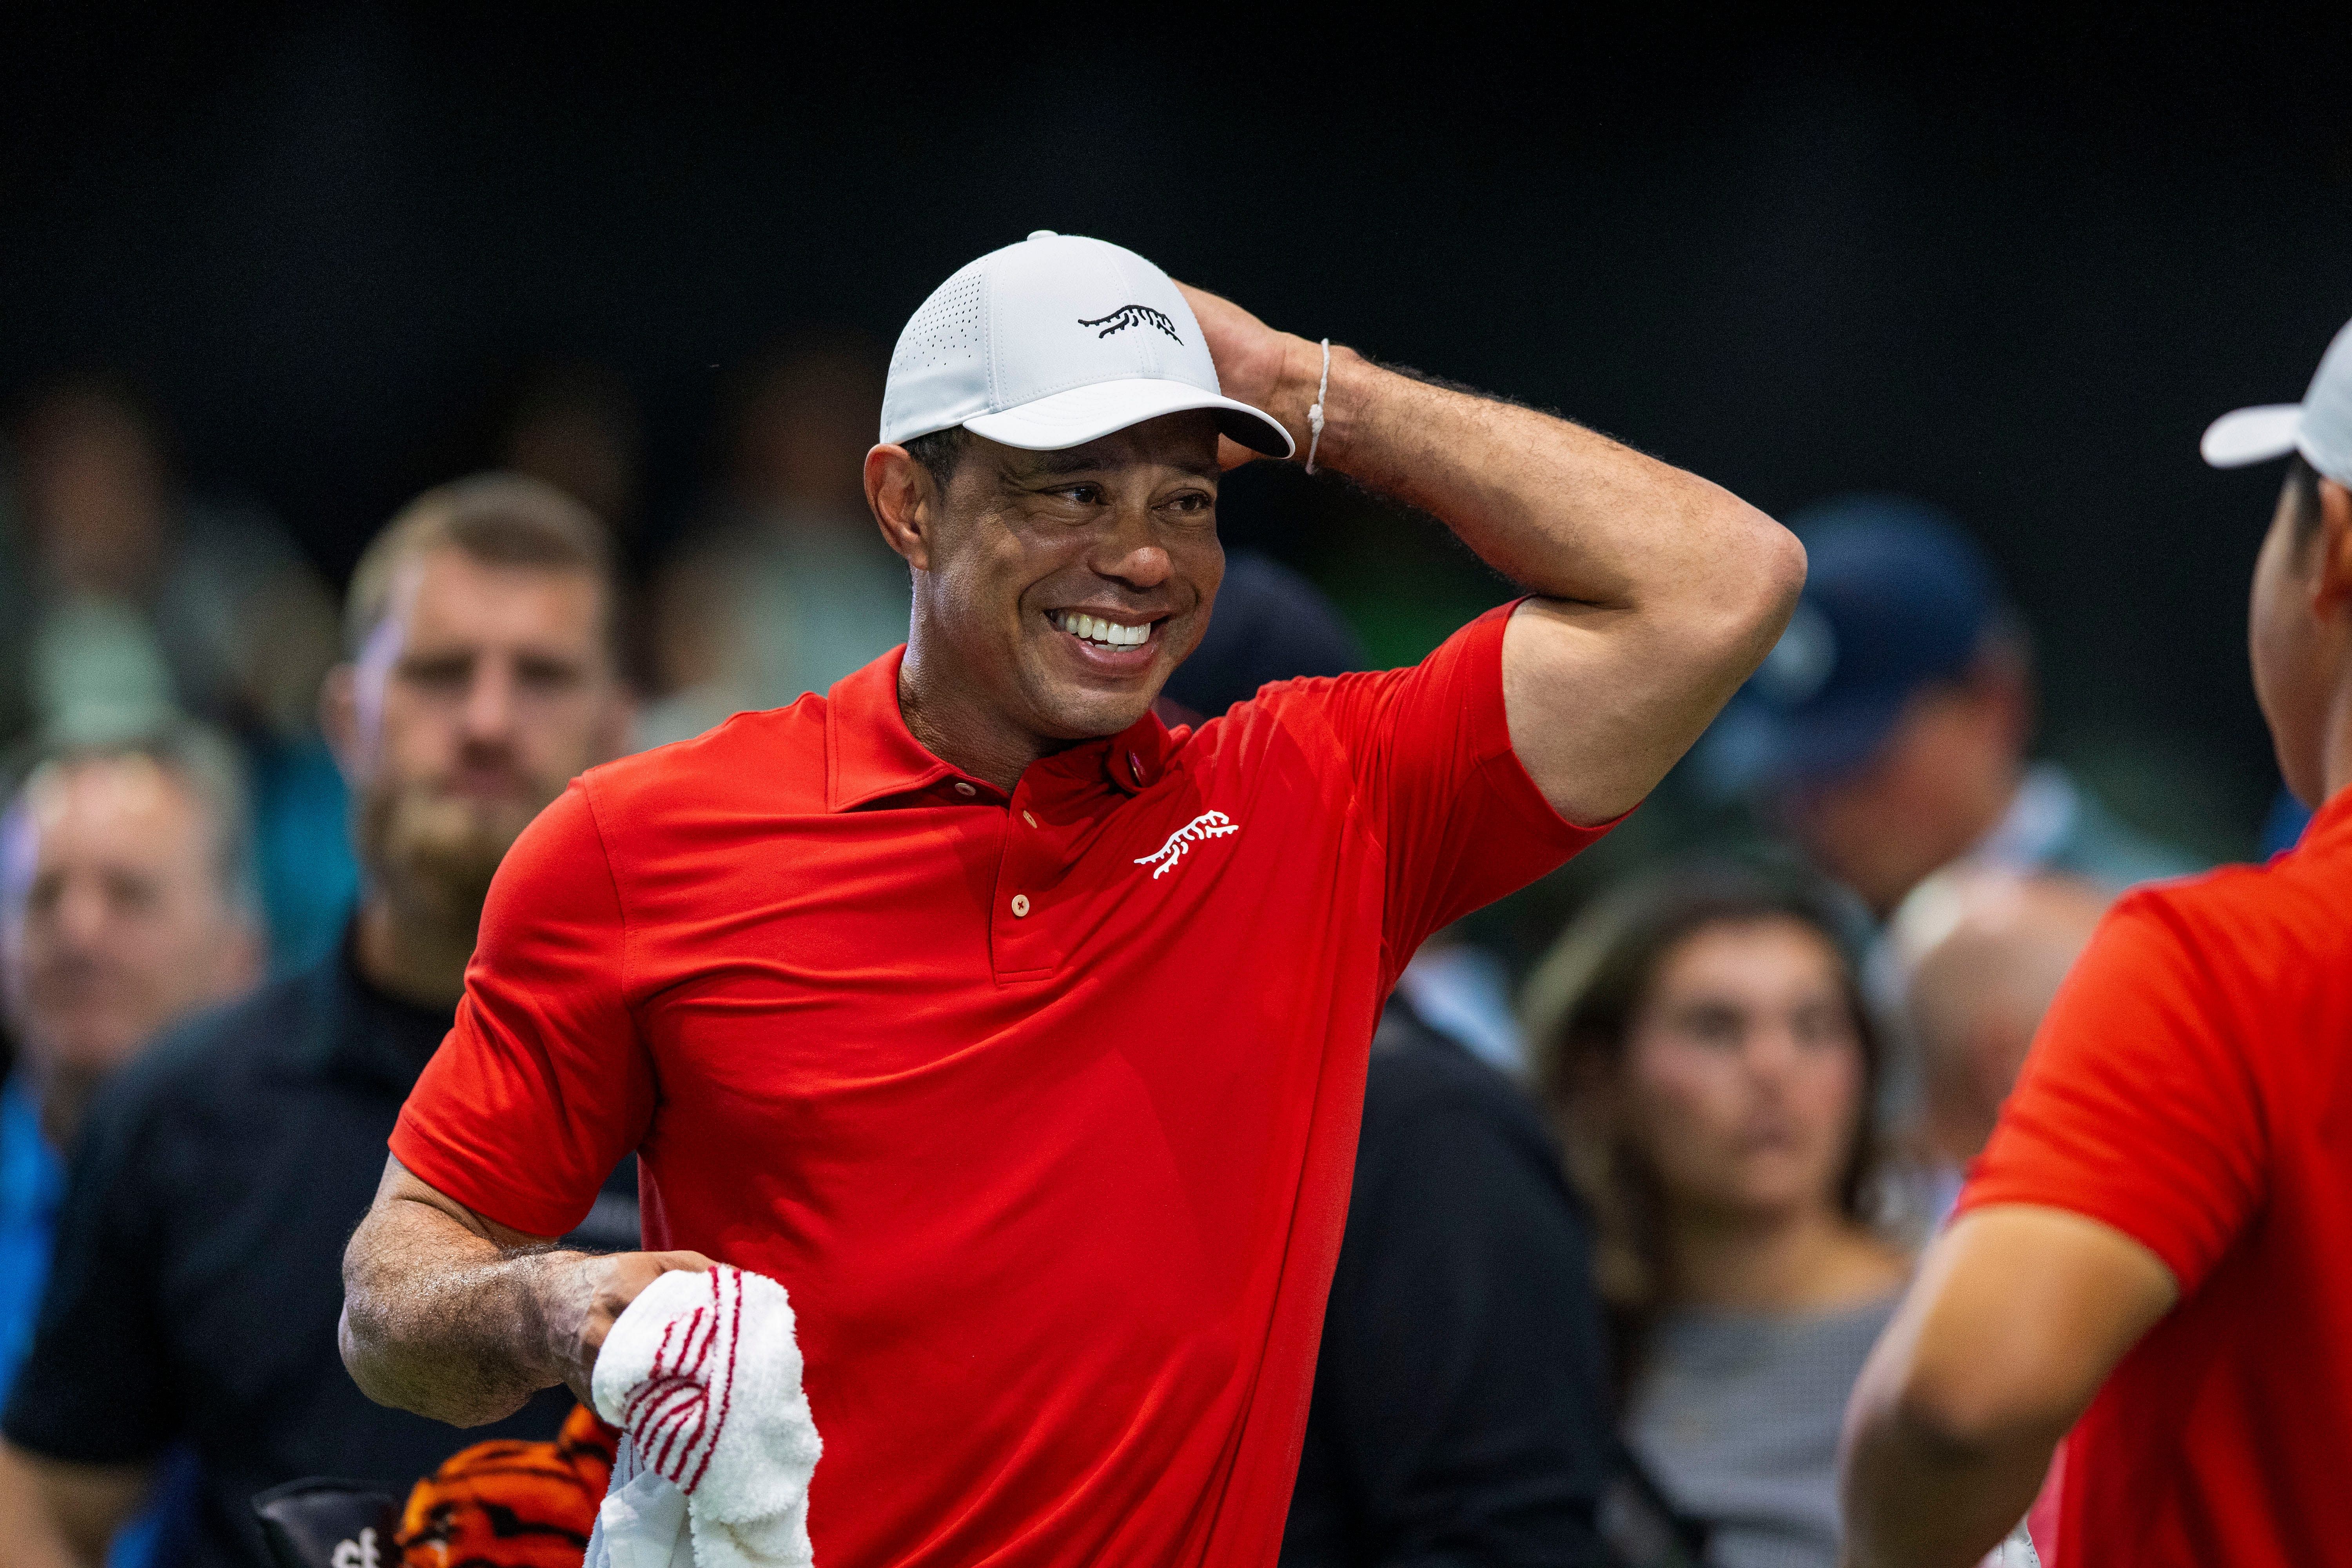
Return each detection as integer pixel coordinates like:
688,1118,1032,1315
1525,864,1909,1568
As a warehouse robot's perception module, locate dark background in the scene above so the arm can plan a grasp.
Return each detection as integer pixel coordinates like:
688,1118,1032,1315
4,3,2348,857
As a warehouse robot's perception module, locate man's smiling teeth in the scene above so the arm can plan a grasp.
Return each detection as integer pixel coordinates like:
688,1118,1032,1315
1053,611,1151,648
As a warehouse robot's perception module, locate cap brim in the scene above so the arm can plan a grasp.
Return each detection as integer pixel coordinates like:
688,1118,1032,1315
1696,687,1909,799
2201,404,2303,468
963,377,1295,458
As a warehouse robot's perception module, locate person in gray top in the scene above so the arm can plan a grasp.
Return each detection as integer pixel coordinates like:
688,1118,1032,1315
1525,865,1910,1568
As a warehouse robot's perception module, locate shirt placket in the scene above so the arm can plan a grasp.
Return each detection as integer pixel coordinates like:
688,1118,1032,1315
993,775,1074,981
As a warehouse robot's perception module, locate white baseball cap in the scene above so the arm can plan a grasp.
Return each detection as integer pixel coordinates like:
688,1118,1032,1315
880,231,1294,457
2200,313,2352,486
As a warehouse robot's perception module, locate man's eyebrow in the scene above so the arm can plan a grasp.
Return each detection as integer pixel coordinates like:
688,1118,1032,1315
1005,450,1222,480
1012,449,1114,477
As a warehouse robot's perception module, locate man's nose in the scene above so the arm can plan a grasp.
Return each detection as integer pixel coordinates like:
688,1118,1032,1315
1743,1021,1805,1080
460,660,520,744
51,878,111,947
1089,505,1175,590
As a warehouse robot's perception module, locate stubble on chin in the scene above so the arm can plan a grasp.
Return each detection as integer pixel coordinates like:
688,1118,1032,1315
359,784,548,930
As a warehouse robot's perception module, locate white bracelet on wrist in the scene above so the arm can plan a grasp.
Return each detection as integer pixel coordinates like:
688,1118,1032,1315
1305,338,1330,475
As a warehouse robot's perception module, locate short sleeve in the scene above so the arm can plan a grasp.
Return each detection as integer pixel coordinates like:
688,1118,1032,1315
390,779,652,1238
1956,892,2265,1293
3,1080,175,1464
1257,602,1615,975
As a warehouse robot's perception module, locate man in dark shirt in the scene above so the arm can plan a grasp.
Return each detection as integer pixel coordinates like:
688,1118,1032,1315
0,474,637,1568
1284,997,1614,1567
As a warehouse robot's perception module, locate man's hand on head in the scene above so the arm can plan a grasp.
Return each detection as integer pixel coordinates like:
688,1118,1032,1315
1191,274,1801,827
1174,283,1325,468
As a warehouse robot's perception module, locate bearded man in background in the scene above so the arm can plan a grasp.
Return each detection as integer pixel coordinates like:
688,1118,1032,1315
0,473,638,1568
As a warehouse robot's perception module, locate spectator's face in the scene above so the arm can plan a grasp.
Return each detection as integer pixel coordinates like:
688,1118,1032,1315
904,415,1225,743
1,757,257,1091
1771,674,2026,915
1622,917,1866,1225
19,394,172,598
337,548,627,925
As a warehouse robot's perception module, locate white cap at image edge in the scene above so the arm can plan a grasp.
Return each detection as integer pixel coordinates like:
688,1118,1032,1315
2201,314,2352,486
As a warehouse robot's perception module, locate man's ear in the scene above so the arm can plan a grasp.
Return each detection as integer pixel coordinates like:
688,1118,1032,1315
866,443,938,572
2314,476,2352,620
319,664,361,785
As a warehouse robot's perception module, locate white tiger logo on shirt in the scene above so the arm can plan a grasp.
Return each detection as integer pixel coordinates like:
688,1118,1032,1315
1135,811,1240,879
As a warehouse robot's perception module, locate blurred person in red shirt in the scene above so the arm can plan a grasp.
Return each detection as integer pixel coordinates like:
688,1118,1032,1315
1841,314,2352,1567
338,233,1805,1568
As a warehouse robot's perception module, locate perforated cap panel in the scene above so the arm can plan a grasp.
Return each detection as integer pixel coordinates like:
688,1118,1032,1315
880,256,996,445
893,266,984,377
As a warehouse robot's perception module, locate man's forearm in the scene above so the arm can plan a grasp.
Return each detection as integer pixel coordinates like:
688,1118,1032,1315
339,1192,581,1427
1840,1403,2052,1568
1839,1209,2176,1568
1308,346,1774,617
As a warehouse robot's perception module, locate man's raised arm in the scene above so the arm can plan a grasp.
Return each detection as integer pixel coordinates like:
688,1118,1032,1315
339,1154,710,1426
1180,285,1804,826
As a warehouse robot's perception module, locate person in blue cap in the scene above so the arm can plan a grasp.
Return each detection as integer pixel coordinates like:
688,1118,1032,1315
1700,495,2198,917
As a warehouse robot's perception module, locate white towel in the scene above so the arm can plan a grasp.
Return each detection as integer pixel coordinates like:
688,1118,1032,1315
581,1265,822,1568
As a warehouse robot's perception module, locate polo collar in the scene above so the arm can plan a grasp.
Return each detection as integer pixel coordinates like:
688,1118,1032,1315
2301,782,2352,857
823,646,1184,811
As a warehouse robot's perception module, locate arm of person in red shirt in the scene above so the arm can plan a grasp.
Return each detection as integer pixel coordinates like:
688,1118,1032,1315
1838,1204,2176,1568
1842,885,2272,1568
340,1154,712,1426
1178,285,1805,826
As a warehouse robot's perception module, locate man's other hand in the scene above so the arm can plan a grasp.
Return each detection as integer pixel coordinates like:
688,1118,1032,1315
543,1249,716,1407
342,1154,711,1427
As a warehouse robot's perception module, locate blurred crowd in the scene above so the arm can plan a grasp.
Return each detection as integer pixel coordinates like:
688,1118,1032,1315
0,338,2259,1568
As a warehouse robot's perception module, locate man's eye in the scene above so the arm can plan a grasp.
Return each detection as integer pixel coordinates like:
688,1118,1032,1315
1679,1008,1744,1047
400,659,470,690
516,661,584,693
1055,484,1103,505
1166,492,1213,514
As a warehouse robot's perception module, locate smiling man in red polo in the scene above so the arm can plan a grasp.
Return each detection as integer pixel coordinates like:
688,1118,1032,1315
340,233,1804,1567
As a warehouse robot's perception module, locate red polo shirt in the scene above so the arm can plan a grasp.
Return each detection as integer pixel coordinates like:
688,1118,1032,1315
1957,785,2352,1568
392,602,1608,1568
